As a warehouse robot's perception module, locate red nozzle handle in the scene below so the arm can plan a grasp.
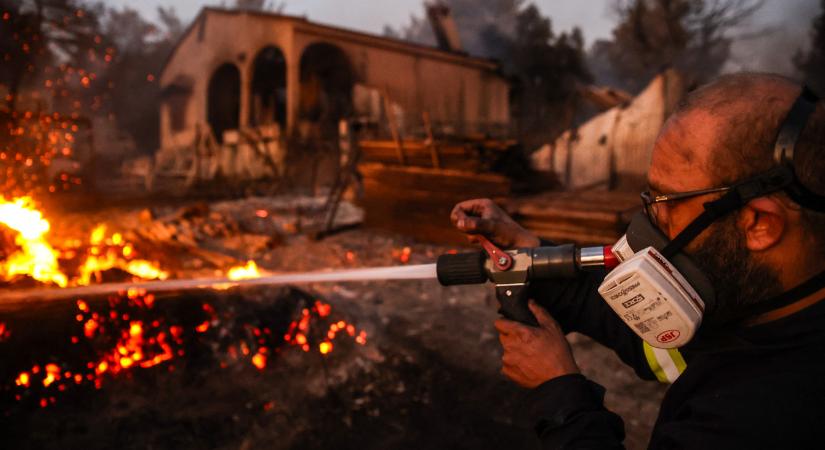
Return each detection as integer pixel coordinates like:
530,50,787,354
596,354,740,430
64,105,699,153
477,235,513,271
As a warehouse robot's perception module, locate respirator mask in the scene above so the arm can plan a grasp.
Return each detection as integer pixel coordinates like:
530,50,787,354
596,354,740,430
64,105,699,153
598,86,825,348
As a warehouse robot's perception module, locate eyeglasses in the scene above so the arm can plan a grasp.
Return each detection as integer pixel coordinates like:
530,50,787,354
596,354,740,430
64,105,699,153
641,186,731,226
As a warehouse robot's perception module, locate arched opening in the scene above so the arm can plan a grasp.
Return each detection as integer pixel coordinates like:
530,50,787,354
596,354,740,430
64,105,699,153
162,75,194,133
249,46,287,128
207,63,241,143
299,43,355,137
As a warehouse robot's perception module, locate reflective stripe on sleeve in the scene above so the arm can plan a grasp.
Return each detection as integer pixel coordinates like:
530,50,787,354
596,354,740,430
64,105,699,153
643,342,687,383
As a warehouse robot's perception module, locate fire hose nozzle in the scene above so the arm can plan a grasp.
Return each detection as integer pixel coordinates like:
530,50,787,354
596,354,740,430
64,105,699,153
436,251,487,286
436,243,611,286
436,237,616,326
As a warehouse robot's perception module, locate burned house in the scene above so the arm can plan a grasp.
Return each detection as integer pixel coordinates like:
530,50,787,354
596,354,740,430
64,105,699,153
155,7,510,186
531,69,686,191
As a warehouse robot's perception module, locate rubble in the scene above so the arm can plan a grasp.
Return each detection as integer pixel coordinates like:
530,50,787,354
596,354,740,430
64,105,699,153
117,196,364,273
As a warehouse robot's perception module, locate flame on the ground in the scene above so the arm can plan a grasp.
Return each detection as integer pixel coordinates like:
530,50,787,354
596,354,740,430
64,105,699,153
0,199,166,286
76,224,168,285
227,260,261,280
1,199,369,407
0,197,68,287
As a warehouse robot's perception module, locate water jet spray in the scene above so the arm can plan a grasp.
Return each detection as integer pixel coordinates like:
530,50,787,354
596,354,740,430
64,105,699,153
0,237,617,325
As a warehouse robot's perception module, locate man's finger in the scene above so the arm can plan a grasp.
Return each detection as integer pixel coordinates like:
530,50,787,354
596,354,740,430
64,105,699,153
498,333,526,351
451,208,470,230
501,363,519,380
498,328,518,344
451,199,490,223
501,351,516,367
501,364,528,387
463,216,498,235
450,202,475,228
494,318,527,335
528,300,560,331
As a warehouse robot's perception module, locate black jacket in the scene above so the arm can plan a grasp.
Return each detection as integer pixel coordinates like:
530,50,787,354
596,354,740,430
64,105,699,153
529,272,825,449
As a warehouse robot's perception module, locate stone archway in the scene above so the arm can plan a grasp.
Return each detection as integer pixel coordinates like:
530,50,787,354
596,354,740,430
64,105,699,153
299,42,355,137
249,46,287,128
207,63,241,143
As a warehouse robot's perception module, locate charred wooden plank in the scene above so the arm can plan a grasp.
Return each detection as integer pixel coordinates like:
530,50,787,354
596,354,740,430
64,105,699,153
504,190,641,246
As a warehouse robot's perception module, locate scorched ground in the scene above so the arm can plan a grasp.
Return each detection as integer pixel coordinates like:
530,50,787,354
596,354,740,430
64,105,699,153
0,199,664,450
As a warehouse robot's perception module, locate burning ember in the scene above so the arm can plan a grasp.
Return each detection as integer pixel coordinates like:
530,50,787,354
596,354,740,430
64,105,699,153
4,288,369,408
8,288,181,407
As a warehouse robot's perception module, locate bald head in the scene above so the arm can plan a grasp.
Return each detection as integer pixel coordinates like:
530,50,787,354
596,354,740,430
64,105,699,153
667,72,825,251
673,73,801,183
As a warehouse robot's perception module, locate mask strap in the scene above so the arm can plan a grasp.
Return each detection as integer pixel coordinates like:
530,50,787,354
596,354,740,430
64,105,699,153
661,165,796,258
742,269,825,321
660,192,741,258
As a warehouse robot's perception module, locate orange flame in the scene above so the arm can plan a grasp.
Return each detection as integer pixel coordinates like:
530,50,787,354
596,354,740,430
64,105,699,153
0,197,68,286
77,224,168,285
227,260,261,280
0,201,167,287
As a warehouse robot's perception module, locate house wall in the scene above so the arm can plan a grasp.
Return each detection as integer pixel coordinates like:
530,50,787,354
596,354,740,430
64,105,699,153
292,27,509,131
159,9,510,150
531,69,685,191
160,11,295,149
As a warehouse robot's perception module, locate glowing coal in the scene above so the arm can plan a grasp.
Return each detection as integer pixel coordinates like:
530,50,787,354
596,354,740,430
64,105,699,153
3,286,368,408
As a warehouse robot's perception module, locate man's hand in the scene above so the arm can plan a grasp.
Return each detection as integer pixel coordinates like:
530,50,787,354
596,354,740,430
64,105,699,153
494,301,579,388
450,198,540,249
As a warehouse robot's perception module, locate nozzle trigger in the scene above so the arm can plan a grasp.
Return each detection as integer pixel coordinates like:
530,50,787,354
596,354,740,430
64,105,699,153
477,235,513,271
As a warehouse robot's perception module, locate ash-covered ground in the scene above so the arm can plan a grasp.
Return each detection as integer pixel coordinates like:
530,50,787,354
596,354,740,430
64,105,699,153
1,199,665,450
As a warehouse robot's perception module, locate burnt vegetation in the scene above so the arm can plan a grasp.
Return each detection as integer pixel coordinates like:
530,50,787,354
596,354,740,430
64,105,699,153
601,0,765,91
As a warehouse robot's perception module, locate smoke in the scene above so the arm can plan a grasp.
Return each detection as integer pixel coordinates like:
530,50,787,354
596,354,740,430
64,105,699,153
723,0,820,78
585,0,820,90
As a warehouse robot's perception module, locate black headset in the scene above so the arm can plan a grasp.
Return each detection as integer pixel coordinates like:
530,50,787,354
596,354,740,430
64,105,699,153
773,86,825,213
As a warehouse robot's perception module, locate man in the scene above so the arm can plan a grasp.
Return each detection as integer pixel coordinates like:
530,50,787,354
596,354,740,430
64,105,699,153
451,73,825,448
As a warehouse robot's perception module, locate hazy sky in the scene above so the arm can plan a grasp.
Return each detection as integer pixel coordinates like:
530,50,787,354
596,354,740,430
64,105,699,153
105,0,618,43
106,0,819,75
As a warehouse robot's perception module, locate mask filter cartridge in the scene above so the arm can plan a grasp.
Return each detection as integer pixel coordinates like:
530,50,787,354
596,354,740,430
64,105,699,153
598,247,704,348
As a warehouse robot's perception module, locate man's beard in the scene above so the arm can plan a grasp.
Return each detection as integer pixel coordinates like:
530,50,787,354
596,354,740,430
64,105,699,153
689,214,783,325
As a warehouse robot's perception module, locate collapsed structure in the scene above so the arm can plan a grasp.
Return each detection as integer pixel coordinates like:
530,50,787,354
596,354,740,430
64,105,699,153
531,69,685,191
154,7,510,186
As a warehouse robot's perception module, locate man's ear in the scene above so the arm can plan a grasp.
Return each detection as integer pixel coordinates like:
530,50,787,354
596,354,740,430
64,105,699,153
739,197,787,252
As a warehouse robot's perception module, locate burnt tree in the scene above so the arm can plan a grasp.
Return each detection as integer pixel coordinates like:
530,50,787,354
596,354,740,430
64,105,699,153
605,0,764,91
